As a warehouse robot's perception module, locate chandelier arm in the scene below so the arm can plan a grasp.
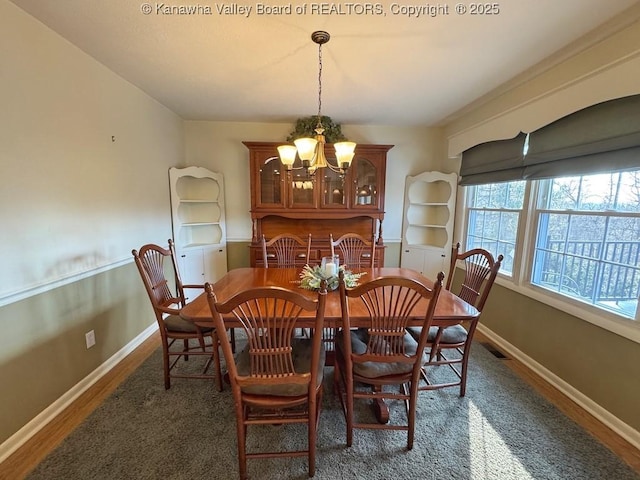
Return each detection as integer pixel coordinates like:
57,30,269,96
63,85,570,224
325,163,343,174
270,155,311,173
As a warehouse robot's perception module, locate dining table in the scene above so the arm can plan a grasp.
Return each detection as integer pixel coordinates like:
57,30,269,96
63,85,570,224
180,266,478,423
180,267,479,327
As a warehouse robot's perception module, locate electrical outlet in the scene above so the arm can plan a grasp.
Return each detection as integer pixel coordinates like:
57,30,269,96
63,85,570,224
85,330,96,349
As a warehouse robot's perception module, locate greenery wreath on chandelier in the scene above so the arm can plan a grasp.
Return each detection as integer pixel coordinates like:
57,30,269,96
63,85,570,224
286,116,347,144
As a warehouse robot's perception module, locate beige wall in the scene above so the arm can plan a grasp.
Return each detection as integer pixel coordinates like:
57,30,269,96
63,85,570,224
0,264,151,443
444,16,640,437
0,2,183,446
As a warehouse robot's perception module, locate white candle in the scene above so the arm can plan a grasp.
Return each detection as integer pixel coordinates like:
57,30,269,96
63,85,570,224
324,262,336,277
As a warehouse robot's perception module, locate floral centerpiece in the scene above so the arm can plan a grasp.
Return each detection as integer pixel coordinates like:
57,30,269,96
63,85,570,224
299,264,366,292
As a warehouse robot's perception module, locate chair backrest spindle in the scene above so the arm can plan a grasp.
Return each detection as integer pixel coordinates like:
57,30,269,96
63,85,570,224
261,233,312,268
330,233,376,269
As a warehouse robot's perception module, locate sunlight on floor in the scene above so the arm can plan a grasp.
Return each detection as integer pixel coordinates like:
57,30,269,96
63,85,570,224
469,401,535,479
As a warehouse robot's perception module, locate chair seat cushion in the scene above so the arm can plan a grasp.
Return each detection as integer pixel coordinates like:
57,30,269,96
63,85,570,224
406,325,468,345
164,314,213,334
164,315,213,333
236,338,326,396
336,328,426,378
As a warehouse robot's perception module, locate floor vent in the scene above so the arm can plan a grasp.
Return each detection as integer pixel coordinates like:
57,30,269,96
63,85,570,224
481,342,508,359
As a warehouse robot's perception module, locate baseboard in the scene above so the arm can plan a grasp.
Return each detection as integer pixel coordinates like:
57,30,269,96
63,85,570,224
0,324,158,463
477,324,640,451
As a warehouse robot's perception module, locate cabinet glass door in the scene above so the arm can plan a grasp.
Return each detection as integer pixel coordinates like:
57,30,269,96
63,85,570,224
259,156,284,206
289,167,316,207
320,166,347,208
353,157,378,208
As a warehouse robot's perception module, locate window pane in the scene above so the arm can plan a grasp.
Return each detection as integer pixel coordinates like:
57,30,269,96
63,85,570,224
504,181,526,209
544,171,640,212
466,181,525,277
566,216,606,259
468,210,487,239
618,171,640,212
467,210,518,275
532,211,640,319
498,212,518,243
547,177,580,209
579,173,619,210
472,181,525,209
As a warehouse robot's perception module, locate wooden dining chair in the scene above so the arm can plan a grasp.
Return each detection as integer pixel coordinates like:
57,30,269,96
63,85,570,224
333,270,444,449
408,242,503,396
324,233,377,360
329,233,375,269
132,239,226,391
261,233,312,268
205,282,327,480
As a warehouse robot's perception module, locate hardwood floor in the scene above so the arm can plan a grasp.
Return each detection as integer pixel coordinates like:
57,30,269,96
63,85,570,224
1,332,639,478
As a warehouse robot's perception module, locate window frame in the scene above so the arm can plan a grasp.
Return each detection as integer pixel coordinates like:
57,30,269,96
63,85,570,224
462,179,640,345
463,181,532,281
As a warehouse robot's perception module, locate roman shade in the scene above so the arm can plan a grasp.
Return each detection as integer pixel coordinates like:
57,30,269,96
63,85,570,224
458,132,527,186
524,94,640,179
459,94,640,185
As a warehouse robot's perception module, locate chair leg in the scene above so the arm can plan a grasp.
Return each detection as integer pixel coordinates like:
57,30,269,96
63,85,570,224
407,381,419,450
308,396,317,477
237,403,248,480
345,377,354,447
162,344,171,390
460,345,471,397
212,332,223,392
183,339,189,361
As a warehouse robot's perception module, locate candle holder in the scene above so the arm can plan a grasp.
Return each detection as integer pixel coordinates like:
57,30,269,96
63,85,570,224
321,255,340,277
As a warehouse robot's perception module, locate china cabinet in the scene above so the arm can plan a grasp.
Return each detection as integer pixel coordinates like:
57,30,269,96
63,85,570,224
169,166,227,285
400,171,457,280
244,142,393,267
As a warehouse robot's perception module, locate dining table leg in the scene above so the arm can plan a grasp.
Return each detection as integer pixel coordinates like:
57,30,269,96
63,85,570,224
373,398,390,424
372,385,390,424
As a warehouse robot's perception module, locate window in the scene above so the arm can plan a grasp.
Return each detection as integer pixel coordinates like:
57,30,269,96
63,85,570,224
464,170,640,321
532,171,640,319
465,181,526,275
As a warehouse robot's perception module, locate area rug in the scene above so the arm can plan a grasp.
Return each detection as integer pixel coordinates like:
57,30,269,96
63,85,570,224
26,341,640,480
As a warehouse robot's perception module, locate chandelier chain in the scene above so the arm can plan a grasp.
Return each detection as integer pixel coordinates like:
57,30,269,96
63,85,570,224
277,31,355,177
316,42,323,129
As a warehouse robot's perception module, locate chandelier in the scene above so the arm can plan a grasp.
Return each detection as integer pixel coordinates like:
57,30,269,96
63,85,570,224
277,31,356,176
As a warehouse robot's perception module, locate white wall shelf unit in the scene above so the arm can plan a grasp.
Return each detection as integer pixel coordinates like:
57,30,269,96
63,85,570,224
169,166,227,285
401,171,457,280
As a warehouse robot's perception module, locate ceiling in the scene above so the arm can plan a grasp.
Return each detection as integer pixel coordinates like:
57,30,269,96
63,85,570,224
10,0,640,126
